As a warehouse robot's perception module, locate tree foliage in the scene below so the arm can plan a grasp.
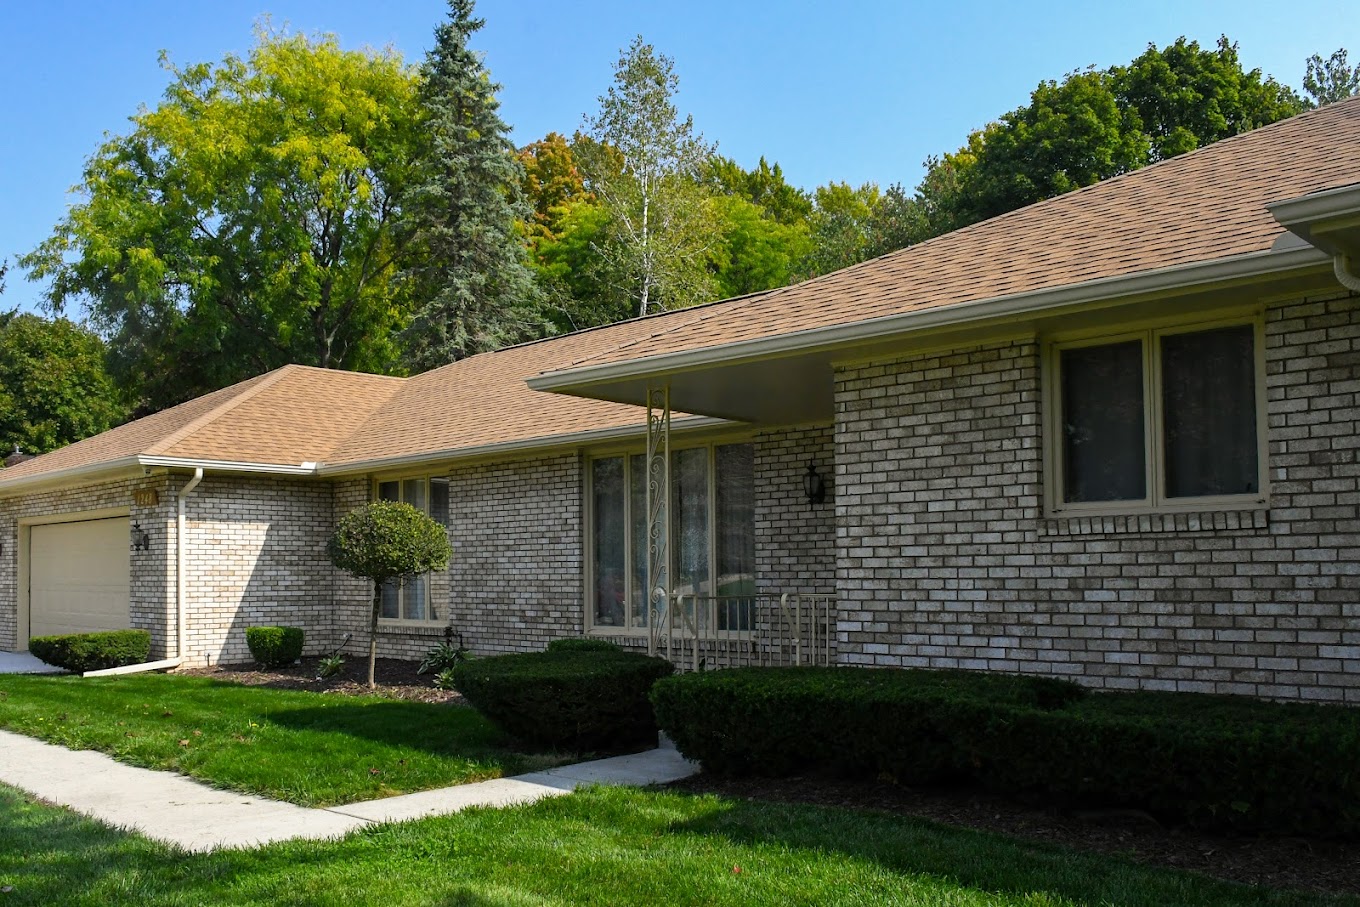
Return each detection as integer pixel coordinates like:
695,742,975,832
0,313,126,456
328,500,451,687
399,0,546,371
1304,48,1360,106
22,29,422,413
581,36,718,318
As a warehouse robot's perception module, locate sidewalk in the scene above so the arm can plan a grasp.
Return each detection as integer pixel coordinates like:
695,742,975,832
0,729,696,852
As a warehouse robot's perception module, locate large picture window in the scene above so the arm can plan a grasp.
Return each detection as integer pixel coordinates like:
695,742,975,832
589,443,755,632
376,476,450,621
1048,321,1264,514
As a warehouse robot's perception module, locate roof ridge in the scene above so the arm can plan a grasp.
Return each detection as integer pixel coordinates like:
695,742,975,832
145,366,297,457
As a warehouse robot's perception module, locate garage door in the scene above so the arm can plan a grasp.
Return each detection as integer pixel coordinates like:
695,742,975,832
29,518,131,641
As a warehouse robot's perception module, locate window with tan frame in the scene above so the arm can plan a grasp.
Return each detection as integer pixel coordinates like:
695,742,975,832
374,476,451,622
1043,316,1268,516
586,442,755,635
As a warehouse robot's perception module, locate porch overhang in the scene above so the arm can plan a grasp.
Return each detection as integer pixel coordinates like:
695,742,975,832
527,244,1335,423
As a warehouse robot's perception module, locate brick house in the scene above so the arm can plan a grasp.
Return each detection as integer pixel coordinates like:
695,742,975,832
4,98,1360,701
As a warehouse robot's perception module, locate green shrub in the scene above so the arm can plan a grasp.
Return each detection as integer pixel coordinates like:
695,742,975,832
418,641,469,675
245,626,305,668
28,630,151,673
651,666,1084,783
546,638,623,655
316,653,345,679
452,650,673,750
651,667,1360,837
979,691,1360,836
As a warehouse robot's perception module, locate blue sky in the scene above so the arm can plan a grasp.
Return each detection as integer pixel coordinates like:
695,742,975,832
1,0,1354,314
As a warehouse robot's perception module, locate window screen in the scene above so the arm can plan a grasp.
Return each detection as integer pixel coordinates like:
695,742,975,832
1060,340,1147,503
1161,325,1258,498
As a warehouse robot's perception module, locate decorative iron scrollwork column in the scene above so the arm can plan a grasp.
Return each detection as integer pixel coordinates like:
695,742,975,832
645,383,670,655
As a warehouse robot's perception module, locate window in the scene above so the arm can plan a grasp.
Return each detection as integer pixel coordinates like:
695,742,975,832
376,476,450,621
1048,321,1265,514
588,443,755,633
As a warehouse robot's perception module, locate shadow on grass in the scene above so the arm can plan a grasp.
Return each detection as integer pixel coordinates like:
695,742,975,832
661,790,1353,907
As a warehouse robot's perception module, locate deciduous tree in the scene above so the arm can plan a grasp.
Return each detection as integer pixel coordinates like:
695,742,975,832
582,36,718,318
0,313,126,456
1304,48,1360,106
21,29,421,412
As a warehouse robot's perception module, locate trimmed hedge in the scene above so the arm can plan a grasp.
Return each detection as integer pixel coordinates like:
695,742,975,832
452,648,673,750
28,630,151,673
245,626,304,668
650,667,1360,837
545,638,623,655
651,666,1085,784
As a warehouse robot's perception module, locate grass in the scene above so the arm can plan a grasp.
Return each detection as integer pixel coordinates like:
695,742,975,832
1,782,1352,907
0,673,573,805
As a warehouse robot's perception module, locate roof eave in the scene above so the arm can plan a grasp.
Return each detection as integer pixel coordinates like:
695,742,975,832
0,456,322,498
529,245,1331,394
317,415,733,477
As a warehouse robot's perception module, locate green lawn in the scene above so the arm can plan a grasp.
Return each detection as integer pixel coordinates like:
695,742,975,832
0,673,572,805
1,782,1351,907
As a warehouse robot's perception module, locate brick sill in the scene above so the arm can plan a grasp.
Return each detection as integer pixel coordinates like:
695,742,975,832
375,620,448,635
1038,509,1269,537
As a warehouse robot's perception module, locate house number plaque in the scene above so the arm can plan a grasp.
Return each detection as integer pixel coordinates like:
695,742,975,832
134,489,159,507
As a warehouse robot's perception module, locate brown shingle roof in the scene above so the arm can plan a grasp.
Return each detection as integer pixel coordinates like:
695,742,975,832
0,366,403,485
550,96,1360,373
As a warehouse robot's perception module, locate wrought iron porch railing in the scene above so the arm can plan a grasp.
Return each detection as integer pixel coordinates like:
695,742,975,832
647,592,834,671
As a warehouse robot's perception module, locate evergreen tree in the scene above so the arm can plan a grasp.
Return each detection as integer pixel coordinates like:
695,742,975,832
400,0,544,371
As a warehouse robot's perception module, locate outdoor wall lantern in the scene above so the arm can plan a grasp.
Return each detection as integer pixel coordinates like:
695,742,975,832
803,461,826,507
130,523,151,553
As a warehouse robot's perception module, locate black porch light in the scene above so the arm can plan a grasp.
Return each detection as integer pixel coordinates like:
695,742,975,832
802,461,826,507
130,523,151,552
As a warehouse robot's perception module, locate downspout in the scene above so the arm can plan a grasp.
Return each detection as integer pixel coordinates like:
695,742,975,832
1335,254,1360,293
176,468,205,660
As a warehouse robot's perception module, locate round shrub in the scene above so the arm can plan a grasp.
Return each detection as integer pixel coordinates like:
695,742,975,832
28,630,151,673
546,637,623,655
452,650,673,751
245,626,304,668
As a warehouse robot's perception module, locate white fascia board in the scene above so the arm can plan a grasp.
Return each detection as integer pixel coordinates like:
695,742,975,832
529,245,1329,393
317,415,731,477
0,456,321,498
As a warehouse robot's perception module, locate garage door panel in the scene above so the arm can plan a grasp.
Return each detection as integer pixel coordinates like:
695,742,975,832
29,519,131,640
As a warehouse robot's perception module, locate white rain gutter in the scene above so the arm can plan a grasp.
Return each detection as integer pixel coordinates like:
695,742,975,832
528,245,1330,393
83,658,183,678
317,415,731,477
176,468,205,660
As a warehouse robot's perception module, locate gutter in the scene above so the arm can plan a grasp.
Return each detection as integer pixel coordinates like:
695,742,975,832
0,456,320,498
528,245,1330,393
83,657,182,678
175,468,204,661
316,415,731,477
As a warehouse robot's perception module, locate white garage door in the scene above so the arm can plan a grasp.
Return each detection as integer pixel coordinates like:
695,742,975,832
29,518,131,641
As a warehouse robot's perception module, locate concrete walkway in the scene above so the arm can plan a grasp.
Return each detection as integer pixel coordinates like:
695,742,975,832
0,651,63,674
0,729,696,852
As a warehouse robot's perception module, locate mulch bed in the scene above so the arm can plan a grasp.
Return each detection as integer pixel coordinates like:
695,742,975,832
670,774,1360,897
176,656,462,705
174,660,1359,895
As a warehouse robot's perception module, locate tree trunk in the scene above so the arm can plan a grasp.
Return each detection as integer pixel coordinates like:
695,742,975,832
369,581,382,689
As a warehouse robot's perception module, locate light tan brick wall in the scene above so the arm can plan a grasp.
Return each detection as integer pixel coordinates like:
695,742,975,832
832,291,1360,702
1,475,175,656
178,475,340,664
754,425,836,596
